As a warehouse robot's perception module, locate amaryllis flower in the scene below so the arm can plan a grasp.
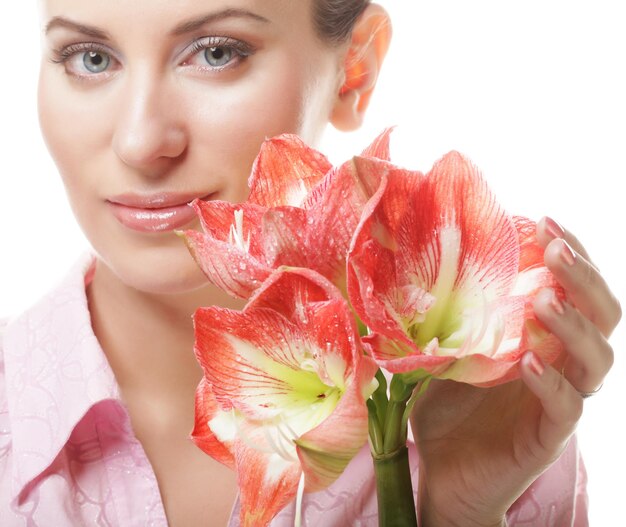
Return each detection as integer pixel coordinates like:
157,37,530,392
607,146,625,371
179,131,392,299
348,152,564,387
191,268,379,527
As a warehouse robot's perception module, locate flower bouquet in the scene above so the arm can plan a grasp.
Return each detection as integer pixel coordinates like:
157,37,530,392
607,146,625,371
179,130,564,526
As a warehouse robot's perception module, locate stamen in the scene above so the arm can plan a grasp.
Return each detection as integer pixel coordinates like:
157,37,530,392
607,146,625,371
263,425,295,461
278,413,300,444
228,209,250,252
294,472,306,527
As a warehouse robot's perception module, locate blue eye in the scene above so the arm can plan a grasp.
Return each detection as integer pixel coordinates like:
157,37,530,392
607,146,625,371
204,46,233,67
51,43,117,79
83,51,111,73
184,37,254,72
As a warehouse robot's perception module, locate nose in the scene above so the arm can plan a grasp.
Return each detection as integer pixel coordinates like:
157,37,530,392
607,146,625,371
112,71,187,174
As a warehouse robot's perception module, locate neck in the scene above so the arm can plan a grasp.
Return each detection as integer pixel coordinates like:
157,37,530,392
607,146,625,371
86,259,244,413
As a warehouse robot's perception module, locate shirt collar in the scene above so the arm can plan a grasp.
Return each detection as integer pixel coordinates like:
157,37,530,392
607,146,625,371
3,253,122,501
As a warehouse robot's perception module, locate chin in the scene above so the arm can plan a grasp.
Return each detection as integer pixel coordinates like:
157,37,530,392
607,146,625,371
127,260,210,296
95,240,213,296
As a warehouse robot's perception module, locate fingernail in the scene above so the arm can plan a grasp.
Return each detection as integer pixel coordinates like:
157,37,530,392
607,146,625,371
560,239,576,267
527,352,545,377
544,216,565,240
550,291,566,315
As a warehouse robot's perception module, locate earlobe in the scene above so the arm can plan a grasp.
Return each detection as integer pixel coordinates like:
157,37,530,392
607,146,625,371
330,3,393,132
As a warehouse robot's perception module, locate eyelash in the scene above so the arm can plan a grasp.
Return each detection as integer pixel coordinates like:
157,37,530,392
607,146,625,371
49,36,254,79
50,42,112,67
186,36,254,69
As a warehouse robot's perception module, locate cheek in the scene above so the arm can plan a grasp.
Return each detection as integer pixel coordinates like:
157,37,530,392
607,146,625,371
181,52,337,201
39,68,109,165
38,67,112,214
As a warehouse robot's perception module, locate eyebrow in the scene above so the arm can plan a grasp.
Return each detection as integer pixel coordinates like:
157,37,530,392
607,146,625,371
44,9,270,39
45,17,110,39
172,9,270,36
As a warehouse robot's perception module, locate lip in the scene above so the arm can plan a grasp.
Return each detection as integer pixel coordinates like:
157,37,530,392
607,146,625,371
107,192,213,232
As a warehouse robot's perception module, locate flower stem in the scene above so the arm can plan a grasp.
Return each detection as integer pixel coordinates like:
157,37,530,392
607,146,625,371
372,446,417,527
382,400,407,454
367,375,421,526
367,399,384,454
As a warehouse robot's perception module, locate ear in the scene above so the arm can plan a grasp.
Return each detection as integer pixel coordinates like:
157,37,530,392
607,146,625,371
330,4,392,132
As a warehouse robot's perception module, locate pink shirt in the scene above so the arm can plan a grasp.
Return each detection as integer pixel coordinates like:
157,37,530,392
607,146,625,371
0,255,589,526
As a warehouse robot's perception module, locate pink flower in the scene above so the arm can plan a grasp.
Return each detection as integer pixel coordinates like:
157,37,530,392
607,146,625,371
180,131,392,299
348,151,563,387
191,268,379,526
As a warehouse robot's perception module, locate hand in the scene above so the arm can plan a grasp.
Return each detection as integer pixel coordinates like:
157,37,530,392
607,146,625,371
410,216,621,526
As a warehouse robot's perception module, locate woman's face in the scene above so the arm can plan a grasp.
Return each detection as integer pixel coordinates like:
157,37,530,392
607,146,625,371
38,0,347,294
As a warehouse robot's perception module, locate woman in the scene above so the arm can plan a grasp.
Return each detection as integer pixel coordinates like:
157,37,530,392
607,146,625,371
0,0,620,525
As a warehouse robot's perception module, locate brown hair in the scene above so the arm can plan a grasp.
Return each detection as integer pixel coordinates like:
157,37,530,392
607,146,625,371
314,0,371,43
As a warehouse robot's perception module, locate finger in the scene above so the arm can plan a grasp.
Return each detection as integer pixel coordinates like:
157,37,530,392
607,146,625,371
520,352,583,460
535,216,592,263
533,288,613,393
543,238,622,337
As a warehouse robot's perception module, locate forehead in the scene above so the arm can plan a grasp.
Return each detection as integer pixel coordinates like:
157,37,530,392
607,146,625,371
39,0,315,36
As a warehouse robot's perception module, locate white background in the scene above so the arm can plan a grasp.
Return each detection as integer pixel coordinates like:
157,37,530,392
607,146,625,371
1,1,624,524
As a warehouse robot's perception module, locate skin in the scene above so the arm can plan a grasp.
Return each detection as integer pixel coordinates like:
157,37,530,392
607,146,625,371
36,0,620,525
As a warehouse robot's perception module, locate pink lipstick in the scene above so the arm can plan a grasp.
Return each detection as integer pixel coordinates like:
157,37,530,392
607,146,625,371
107,192,212,232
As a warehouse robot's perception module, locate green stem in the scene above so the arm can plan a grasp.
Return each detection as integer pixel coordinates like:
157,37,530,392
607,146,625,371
383,376,415,454
383,400,407,454
367,399,384,455
367,375,431,527
373,446,417,527
373,369,389,426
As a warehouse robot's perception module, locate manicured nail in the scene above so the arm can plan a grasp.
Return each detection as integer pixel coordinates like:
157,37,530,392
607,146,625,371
559,239,576,267
550,291,566,315
527,352,545,377
544,216,565,240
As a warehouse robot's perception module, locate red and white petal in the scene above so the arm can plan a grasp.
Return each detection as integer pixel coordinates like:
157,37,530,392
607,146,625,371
349,239,415,347
260,207,310,268
235,446,302,527
435,352,521,387
300,157,390,288
300,297,366,389
360,127,394,161
433,292,522,360
246,267,343,318
517,309,564,367
353,152,522,362
295,373,371,492
437,324,563,388
194,306,321,420
510,216,565,297
511,266,562,298
415,151,520,300
182,230,271,299
363,333,455,379
190,378,236,469
248,134,332,207
512,216,545,272
347,164,423,322
190,200,266,254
